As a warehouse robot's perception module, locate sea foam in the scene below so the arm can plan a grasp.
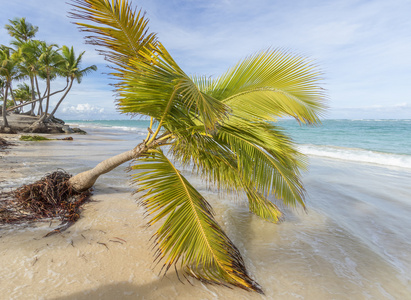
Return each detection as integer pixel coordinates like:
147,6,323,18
299,144,411,169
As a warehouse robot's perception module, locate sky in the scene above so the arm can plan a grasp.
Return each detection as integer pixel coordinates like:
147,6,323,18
0,0,410,119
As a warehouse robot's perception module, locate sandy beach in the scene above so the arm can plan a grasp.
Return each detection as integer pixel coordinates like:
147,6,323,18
1,126,411,299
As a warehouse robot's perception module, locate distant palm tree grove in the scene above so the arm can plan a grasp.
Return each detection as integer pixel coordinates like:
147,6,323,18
0,17,96,128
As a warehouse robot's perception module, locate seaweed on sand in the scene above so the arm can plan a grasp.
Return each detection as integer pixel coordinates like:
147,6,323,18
19,135,52,141
0,171,92,236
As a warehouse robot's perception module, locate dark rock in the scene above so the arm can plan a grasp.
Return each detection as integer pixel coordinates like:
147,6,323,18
49,116,65,125
72,128,87,135
62,125,74,133
61,137,74,141
29,121,49,133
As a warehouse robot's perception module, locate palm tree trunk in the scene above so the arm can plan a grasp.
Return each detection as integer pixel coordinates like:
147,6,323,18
68,134,170,192
69,141,149,192
2,85,9,127
47,78,73,121
38,74,51,122
8,86,19,113
35,76,43,116
29,76,36,116
7,83,67,112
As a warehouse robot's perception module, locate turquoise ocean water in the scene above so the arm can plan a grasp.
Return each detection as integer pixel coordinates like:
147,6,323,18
66,119,411,169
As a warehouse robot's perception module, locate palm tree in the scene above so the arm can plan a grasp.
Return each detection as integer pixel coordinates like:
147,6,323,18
5,17,38,46
46,0,325,293
0,46,24,127
13,82,37,111
5,18,39,115
7,40,77,116
35,42,64,123
0,78,4,101
46,45,97,121
16,40,42,115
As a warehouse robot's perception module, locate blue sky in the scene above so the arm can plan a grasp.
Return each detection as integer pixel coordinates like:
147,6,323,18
1,0,410,119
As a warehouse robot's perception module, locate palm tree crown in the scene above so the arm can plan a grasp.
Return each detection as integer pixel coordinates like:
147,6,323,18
5,17,38,45
13,82,36,102
69,0,326,293
58,45,97,83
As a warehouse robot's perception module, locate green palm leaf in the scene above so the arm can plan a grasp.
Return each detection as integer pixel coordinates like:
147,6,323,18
131,149,263,293
245,185,283,223
70,0,158,69
168,123,284,222
217,118,306,207
208,49,326,124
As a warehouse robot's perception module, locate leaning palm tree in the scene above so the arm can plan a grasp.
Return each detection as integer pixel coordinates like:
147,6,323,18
6,0,325,293
65,0,326,293
46,45,97,121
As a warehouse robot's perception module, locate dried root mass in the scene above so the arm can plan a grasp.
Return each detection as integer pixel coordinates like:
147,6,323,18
0,171,91,235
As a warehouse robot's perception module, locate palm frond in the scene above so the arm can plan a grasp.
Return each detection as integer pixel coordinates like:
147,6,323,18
70,0,158,69
245,185,282,223
170,131,285,223
217,117,307,208
169,125,242,192
131,149,263,293
168,120,300,221
207,49,326,124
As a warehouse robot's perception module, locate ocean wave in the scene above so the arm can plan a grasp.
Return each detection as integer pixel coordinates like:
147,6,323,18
299,144,411,169
66,122,147,134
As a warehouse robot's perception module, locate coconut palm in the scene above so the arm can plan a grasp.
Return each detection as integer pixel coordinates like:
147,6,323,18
0,46,24,127
16,40,43,115
5,17,38,46
5,17,39,114
0,78,4,100
35,42,64,123
13,82,37,109
9,41,79,116
46,45,97,121
65,0,326,293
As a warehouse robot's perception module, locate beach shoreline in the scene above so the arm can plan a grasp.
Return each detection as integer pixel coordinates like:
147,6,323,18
1,125,411,299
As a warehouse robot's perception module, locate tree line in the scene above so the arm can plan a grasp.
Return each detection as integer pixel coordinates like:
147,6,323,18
0,17,96,129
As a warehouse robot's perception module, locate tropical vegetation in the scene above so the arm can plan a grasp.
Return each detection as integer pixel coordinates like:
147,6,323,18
0,17,96,129
62,0,326,293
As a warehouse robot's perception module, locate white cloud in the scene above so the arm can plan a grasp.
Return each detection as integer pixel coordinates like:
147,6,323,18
62,103,105,114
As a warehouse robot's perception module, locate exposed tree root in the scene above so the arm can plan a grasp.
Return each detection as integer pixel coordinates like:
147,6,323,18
0,171,92,236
